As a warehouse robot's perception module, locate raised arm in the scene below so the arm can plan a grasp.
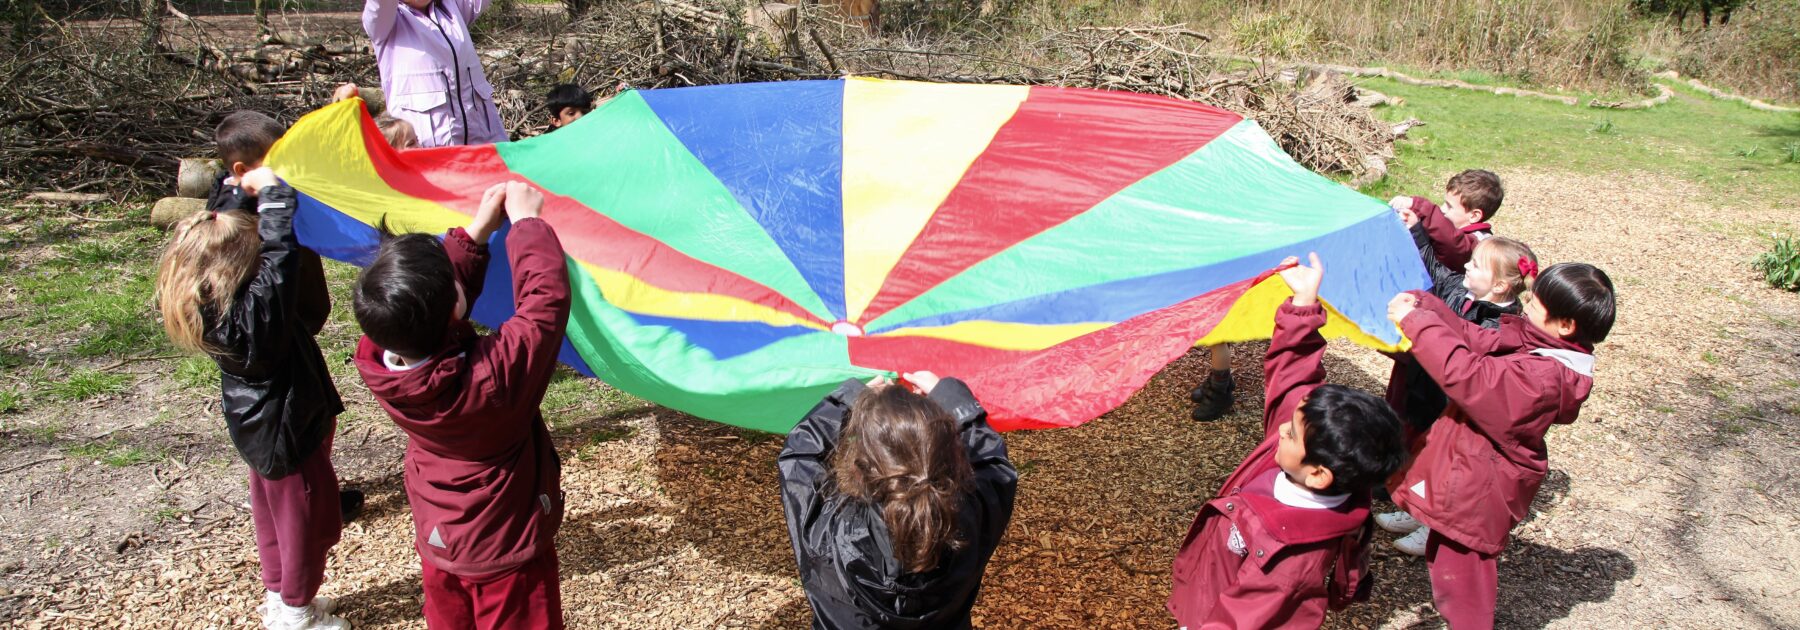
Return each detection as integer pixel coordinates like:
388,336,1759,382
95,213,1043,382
235,176,303,362
1412,196,1478,271
1262,254,1329,437
441,228,490,309
1398,306,1551,439
778,378,868,573
928,377,1017,551
363,0,400,45
1412,225,1468,304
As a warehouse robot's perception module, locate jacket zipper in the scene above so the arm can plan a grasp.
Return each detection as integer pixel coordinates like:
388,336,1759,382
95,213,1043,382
428,1,470,146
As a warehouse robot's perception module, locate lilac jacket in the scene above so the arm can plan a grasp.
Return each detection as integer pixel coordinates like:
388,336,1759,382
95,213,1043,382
363,0,507,147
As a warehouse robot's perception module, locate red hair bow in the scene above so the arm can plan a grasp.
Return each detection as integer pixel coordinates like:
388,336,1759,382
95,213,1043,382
1518,257,1539,279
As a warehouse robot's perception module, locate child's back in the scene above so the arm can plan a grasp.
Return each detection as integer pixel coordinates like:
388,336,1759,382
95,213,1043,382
351,182,571,625
779,373,1017,630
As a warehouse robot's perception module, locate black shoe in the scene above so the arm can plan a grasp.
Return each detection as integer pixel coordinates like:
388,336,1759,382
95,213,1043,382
339,488,365,525
1189,371,1236,422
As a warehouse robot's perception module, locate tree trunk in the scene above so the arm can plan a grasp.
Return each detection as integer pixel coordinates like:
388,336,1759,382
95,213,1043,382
139,0,162,53
255,0,271,38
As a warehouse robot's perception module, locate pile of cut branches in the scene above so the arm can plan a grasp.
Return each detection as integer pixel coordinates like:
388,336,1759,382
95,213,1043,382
1,0,1403,198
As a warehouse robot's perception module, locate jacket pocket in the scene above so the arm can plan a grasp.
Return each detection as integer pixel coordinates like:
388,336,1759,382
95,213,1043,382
390,71,450,113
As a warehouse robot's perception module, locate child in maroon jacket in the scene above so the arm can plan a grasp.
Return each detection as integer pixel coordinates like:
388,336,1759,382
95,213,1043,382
1384,263,1615,630
1390,169,1505,271
351,181,571,629
1168,254,1407,630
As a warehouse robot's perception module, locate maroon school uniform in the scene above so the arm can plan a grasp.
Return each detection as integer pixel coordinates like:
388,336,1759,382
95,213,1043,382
1168,301,1372,629
1411,195,1493,271
353,221,571,628
1389,292,1594,629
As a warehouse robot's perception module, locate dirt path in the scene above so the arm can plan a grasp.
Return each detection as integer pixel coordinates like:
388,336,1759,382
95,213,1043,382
1,169,1797,628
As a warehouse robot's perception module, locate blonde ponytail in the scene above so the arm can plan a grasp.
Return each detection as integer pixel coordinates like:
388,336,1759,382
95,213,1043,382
154,211,261,356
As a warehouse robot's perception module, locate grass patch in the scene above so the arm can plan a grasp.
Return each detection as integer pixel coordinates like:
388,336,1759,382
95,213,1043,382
50,369,132,401
1360,77,1800,202
1701,351,1721,365
22,421,63,440
589,425,638,444
172,356,216,391
0,389,20,414
148,505,187,524
65,440,162,467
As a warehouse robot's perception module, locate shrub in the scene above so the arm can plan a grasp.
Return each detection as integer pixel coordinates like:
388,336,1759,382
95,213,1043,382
1753,234,1800,291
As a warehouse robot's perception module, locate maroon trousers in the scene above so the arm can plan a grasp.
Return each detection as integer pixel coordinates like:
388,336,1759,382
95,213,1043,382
421,549,564,630
1426,530,1498,630
248,434,343,607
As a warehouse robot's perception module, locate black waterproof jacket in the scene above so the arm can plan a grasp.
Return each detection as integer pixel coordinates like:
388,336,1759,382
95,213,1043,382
779,378,1018,630
202,181,342,479
1393,225,1522,429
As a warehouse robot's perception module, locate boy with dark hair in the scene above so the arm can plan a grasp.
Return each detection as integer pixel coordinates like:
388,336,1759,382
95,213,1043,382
544,83,592,131
1382,262,1614,629
1168,254,1406,629
1391,168,1505,271
351,181,571,628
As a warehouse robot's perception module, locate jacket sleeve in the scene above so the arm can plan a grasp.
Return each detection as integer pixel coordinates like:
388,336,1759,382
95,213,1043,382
486,218,571,406
778,379,868,561
363,0,398,45
1401,307,1548,439
1198,551,1330,630
930,378,1018,552
1263,300,1328,437
294,248,331,337
1413,196,1476,270
1412,225,1469,306
443,227,490,308
236,184,303,362
456,0,489,24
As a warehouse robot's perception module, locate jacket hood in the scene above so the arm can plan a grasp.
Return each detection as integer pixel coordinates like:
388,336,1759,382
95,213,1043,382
1499,316,1595,424
828,497,982,628
352,324,476,410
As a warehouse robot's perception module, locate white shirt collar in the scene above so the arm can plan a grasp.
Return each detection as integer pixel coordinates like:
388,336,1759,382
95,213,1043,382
382,350,432,372
1270,469,1350,509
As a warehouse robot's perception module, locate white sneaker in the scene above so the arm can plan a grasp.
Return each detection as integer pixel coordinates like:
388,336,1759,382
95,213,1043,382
1375,511,1424,534
264,600,352,630
257,591,281,625
1393,525,1430,557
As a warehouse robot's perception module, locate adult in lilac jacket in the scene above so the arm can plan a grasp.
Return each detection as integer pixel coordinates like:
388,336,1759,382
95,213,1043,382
363,0,507,147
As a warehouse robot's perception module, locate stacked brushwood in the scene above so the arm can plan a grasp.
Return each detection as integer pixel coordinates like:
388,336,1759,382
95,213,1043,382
0,0,1404,199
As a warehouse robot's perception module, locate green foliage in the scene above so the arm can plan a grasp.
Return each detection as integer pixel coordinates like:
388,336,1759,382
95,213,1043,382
1733,145,1762,157
1752,234,1800,291
589,425,638,444
1782,143,1800,164
0,389,21,414
1590,118,1617,134
50,369,131,401
172,355,217,391
1229,13,1323,57
65,440,161,467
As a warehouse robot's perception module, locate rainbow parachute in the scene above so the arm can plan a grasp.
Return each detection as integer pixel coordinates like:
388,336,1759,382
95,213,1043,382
267,78,1426,432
